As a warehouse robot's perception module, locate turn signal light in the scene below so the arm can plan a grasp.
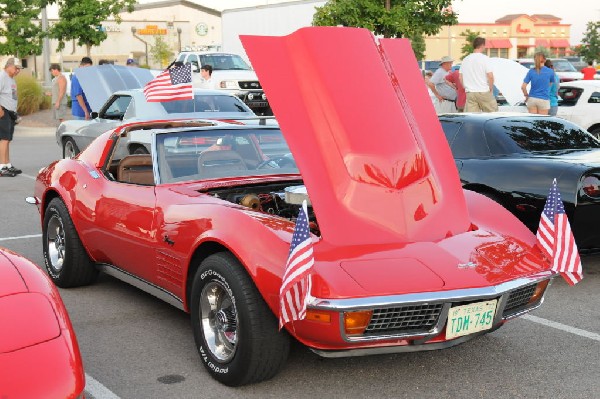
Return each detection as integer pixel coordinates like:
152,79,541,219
305,309,331,323
344,310,373,336
528,279,550,305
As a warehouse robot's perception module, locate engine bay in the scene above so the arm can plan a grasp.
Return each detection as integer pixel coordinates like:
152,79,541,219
205,181,320,235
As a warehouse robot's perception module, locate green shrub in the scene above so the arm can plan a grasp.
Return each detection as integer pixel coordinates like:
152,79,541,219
15,74,44,115
39,94,52,110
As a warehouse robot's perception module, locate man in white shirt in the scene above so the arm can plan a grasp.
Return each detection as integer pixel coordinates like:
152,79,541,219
460,37,498,112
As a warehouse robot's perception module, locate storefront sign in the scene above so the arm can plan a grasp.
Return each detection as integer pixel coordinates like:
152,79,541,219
137,25,167,35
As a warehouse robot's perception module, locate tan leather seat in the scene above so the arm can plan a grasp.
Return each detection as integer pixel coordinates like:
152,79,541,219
117,155,154,185
197,150,247,178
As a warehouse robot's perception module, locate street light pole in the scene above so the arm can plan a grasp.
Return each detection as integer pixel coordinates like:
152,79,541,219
41,6,51,87
131,27,149,66
177,27,182,52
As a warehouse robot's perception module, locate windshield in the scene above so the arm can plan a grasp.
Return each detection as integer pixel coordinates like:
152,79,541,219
552,60,577,72
160,94,252,114
484,118,600,154
200,54,252,71
156,128,297,184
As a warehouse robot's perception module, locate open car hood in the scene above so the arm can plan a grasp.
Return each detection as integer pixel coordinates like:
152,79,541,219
241,27,470,246
75,65,154,112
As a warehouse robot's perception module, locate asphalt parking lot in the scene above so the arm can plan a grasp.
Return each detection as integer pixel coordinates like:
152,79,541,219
1,125,599,399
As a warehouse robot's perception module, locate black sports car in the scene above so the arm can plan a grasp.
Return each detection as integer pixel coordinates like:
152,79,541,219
439,113,600,252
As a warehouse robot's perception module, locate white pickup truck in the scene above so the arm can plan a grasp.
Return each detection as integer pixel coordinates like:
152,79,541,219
175,51,270,115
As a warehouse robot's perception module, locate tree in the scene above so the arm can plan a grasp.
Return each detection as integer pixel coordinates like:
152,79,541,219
577,21,600,63
149,35,174,68
49,0,135,56
312,0,456,57
407,33,425,61
0,0,44,57
459,29,480,60
528,46,551,59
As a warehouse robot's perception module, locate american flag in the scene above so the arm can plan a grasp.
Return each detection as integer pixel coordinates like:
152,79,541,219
536,179,583,285
279,200,314,329
143,63,193,102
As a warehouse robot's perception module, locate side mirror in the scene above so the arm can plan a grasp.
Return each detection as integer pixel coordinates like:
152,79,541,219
91,112,99,119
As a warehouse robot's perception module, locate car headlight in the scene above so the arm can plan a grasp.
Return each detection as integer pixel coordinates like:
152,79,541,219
219,80,239,89
247,93,254,100
581,175,600,198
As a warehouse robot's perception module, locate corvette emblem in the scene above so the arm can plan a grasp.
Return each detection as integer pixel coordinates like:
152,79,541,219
458,262,477,269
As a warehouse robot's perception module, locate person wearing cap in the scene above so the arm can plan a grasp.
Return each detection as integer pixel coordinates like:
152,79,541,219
459,37,498,112
48,64,68,124
427,56,457,114
126,58,138,67
0,57,22,177
70,57,93,120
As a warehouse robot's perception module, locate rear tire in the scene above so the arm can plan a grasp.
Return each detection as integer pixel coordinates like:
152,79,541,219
190,252,289,386
63,138,80,159
590,127,600,141
43,198,98,287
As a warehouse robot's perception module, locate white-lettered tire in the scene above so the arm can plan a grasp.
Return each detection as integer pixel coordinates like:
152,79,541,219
190,252,290,386
43,198,98,287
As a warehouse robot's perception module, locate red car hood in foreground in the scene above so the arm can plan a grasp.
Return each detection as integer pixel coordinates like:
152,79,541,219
0,248,85,399
242,27,469,246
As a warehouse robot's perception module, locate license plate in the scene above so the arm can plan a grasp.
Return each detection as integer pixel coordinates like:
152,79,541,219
446,300,497,339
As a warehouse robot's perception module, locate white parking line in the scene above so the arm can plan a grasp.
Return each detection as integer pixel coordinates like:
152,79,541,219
523,314,600,342
0,234,42,242
85,373,121,399
19,173,37,180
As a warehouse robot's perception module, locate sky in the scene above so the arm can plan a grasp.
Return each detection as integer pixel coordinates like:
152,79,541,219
138,0,599,44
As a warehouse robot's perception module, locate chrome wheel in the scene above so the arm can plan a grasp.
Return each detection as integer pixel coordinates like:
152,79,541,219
63,139,79,159
200,280,238,362
46,214,66,272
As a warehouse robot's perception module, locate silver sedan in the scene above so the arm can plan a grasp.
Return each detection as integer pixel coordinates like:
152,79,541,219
57,89,255,158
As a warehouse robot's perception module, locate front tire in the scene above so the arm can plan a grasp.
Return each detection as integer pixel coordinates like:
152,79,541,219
190,252,290,386
43,198,98,287
63,138,80,159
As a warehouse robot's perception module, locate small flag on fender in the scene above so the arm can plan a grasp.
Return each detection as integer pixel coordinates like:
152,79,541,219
279,200,314,329
536,179,583,285
143,62,193,102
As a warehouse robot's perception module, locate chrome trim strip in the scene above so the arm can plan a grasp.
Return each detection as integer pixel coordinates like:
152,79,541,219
310,330,490,358
316,272,555,343
98,264,184,311
311,273,553,311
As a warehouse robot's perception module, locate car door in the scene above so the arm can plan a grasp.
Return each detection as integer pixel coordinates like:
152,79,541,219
75,134,159,284
77,95,132,150
91,181,158,283
557,86,582,125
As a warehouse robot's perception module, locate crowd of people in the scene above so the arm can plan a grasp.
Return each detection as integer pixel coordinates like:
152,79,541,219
425,36,597,116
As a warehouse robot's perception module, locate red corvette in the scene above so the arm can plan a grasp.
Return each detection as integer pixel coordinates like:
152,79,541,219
0,247,85,398
30,27,554,386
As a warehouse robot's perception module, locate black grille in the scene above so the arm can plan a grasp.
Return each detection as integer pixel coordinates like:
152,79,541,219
365,303,444,335
503,283,537,316
239,81,262,90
